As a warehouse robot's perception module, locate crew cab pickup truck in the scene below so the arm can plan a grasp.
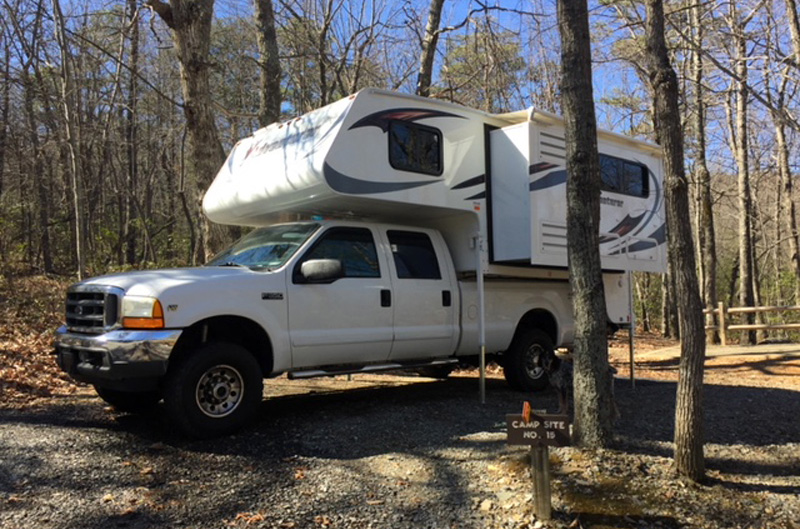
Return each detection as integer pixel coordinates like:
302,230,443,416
55,220,574,437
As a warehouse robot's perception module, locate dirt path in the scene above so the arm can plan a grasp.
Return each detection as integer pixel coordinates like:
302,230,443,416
609,336,800,391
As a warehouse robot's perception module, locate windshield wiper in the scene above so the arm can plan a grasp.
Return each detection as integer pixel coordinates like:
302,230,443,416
216,261,244,267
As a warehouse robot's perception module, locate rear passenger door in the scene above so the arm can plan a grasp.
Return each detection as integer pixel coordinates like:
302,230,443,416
385,229,458,361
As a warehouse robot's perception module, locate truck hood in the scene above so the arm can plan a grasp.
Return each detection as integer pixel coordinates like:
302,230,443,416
75,266,281,298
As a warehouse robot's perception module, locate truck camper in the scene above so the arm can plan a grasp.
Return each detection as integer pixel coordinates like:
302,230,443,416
55,89,665,438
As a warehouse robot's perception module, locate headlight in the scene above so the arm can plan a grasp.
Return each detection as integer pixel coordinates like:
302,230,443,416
121,296,165,329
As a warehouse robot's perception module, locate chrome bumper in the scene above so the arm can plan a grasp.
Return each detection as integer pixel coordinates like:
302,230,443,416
54,326,182,390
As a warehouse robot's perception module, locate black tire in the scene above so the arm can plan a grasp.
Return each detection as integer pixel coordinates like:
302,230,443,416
503,330,554,392
94,386,162,414
163,342,263,439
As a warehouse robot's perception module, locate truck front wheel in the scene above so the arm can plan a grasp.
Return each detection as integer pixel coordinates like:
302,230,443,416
164,342,263,438
503,330,553,392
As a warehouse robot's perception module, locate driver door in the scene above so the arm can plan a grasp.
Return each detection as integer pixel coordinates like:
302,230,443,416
287,226,394,368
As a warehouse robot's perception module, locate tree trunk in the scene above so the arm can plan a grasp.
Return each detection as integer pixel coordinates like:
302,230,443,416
786,0,800,66
52,0,87,278
691,0,718,344
416,0,445,97
635,274,651,333
0,34,8,199
558,0,614,448
775,111,800,303
644,0,707,482
148,0,227,261
730,6,757,344
23,66,53,273
662,258,679,339
254,0,282,127
125,0,140,265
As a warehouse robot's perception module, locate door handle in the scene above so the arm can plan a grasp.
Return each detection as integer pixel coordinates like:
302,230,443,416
381,289,391,307
442,290,452,307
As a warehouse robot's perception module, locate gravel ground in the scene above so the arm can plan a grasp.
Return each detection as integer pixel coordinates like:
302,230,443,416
1,369,799,529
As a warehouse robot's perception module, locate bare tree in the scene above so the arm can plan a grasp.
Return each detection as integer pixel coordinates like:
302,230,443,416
255,0,282,126
690,0,718,343
52,0,87,278
147,0,227,261
643,0,707,482
728,3,757,344
124,0,140,265
0,27,8,200
416,0,444,97
558,0,614,448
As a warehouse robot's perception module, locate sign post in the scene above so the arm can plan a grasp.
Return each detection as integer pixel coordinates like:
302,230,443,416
506,402,571,521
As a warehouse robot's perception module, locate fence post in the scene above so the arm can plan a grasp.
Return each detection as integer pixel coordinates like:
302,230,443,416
718,301,727,347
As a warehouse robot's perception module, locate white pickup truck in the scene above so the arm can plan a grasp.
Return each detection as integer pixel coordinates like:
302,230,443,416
55,220,575,437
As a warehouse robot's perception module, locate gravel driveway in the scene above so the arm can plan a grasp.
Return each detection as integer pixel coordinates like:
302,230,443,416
1,372,798,529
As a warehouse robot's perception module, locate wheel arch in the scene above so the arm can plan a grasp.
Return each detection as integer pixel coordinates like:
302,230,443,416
168,315,274,377
510,308,559,351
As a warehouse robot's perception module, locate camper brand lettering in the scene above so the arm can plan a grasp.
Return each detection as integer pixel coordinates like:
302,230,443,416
600,196,624,208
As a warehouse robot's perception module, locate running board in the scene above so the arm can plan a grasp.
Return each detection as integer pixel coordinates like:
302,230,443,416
288,358,458,380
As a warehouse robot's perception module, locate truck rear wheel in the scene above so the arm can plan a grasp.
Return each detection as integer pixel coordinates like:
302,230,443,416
503,330,553,392
94,386,161,413
164,342,263,438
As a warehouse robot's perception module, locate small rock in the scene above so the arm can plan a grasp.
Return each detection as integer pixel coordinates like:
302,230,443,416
479,499,493,512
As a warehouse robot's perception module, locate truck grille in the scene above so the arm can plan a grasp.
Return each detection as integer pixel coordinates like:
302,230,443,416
66,288,120,334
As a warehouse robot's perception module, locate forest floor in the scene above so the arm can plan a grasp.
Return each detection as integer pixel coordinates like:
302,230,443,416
1,275,799,529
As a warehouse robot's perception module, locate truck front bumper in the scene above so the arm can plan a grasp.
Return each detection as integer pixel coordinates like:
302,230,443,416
54,326,182,391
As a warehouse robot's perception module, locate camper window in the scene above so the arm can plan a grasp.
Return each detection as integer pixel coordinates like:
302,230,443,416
296,227,380,280
599,153,648,198
387,231,442,279
388,121,442,176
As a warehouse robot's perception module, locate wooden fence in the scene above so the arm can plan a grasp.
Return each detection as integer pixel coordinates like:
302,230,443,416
703,302,800,346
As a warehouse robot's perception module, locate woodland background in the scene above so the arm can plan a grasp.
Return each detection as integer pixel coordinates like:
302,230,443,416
1,0,799,340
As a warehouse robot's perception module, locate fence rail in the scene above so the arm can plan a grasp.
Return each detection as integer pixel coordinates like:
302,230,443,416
703,302,800,346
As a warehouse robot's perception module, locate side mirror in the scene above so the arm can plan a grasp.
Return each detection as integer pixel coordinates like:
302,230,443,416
300,259,343,283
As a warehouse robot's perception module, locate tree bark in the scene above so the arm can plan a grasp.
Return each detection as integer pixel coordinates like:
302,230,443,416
644,0,706,482
416,0,445,97
254,0,282,127
558,0,614,448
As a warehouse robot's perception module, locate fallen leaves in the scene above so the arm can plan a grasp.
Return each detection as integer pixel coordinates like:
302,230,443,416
0,275,78,408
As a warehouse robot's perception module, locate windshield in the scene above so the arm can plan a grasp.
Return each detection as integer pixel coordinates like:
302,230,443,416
206,223,319,270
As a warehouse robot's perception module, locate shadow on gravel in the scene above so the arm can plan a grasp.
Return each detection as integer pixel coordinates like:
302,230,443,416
613,378,800,447
559,513,680,529
2,375,799,528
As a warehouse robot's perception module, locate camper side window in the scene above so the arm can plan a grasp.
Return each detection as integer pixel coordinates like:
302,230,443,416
387,230,442,280
388,121,443,176
598,154,649,198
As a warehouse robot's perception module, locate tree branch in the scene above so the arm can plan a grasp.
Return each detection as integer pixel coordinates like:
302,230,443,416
145,0,174,29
